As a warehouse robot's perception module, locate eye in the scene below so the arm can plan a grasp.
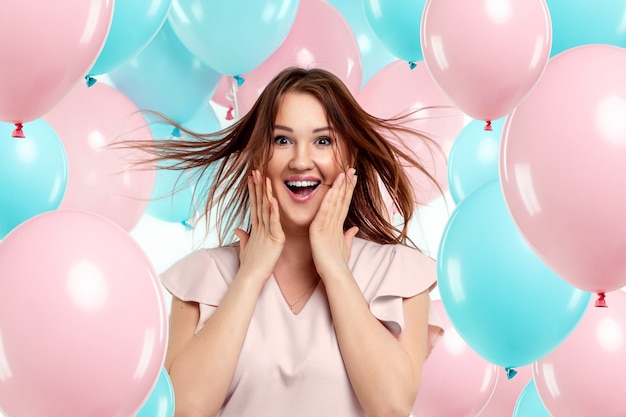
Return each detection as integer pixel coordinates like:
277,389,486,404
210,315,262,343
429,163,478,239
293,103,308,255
273,135,292,146
315,136,333,146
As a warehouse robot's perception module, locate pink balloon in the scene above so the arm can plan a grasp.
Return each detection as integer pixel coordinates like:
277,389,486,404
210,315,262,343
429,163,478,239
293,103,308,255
0,0,113,125
500,44,626,299
0,210,168,417
477,366,532,417
358,60,465,206
413,300,498,417
235,0,362,116
421,0,551,123
533,291,626,417
45,82,156,231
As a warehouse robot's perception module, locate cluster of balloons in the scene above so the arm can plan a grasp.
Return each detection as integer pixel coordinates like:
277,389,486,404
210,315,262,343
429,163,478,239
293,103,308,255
427,2,626,416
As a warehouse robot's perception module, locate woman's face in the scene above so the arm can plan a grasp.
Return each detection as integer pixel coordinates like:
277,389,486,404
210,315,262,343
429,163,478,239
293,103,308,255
265,92,348,232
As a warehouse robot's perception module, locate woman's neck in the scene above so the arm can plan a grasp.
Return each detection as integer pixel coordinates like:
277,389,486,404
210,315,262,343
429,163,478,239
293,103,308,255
279,232,314,267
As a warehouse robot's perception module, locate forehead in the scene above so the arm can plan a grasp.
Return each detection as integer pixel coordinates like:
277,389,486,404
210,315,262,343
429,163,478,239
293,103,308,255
274,92,328,125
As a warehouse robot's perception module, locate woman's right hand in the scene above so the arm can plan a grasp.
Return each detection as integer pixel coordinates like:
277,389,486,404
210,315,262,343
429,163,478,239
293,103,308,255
233,170,284,284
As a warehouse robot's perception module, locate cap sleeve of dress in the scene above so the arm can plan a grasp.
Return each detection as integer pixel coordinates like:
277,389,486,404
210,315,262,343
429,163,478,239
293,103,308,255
353,241,443,355
160,246,238,307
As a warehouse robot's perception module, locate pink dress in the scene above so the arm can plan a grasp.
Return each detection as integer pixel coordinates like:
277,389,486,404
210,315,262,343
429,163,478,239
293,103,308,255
161,237,443,417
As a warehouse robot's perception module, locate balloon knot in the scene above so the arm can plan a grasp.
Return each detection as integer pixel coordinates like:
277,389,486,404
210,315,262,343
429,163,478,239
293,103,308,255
171,127,181,138
12,123,25,138
85,75,97,87
505,367,518,379
595,292,608,308
408,61,417,70
181,220,193,231
234,75,245,86
484,120,493,131
225,107,234,121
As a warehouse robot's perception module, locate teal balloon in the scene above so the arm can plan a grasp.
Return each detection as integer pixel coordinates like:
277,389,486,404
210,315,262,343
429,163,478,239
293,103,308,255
327,0,397,88
448,118,504,204
168,0,300,76
89,0,172,76
363,0,427,64
437,180,590,368
547,0,626,56
109,20,221,124
0,120,68,238
146,104,222,225
135,368,175,417
513,380,551,417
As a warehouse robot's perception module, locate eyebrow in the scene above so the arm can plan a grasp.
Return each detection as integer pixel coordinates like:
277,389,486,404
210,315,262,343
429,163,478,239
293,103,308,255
274,124,331,133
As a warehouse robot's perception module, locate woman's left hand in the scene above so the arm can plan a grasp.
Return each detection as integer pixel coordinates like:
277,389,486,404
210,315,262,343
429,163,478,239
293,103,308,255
309,168,359,280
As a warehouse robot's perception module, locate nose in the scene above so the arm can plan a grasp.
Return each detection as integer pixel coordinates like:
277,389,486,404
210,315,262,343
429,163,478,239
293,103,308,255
288,142,314,171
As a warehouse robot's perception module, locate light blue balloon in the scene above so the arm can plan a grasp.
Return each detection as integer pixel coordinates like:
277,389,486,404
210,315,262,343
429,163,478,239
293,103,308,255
437,180,591,369
547,0,626,56
327,0,397,89
513,380,551,417
146,103,222,226
89,0,172,76
0,120,68,238
448,118,504,204
109,20,221,125
135,368,175,417
363,0,427,64
168,0,300,76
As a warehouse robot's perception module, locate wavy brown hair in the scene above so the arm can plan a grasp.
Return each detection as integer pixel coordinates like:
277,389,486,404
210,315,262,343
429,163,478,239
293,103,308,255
132,67,444,248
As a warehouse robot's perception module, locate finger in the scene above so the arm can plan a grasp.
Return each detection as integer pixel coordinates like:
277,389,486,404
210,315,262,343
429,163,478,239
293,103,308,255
254,170,265,228
266,179,283,240
328,171,349,225
338,168,357,222
315,173,342,229
344,225,359,250
247,174,259,230
261,176,272,231
234,228,250,251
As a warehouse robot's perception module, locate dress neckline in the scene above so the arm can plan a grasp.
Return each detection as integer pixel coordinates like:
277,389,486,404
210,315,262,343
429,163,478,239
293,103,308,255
271,275,321,316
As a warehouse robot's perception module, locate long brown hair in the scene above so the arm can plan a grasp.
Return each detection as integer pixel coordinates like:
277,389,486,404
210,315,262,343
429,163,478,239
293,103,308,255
132,67,444,247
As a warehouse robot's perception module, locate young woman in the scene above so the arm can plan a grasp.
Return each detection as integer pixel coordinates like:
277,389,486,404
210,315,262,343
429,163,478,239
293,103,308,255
141,67,444,417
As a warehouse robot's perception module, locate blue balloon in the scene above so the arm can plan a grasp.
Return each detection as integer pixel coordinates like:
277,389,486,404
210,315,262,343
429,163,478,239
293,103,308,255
168,0,300,76
108,20,221,124
547,0,626,56
448,118,504,204
0,120,68,238
437,180,590,368
326,0,397,89
89,0,172,76
146,103,222,226
363,0,427,64
135,368,175,417
513,380,551,417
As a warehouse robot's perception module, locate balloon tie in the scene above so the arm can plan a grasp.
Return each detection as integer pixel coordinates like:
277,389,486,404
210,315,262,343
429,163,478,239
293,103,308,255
224,76,241,121
181,220,194,231
225,107,234,121
12,123,25,138
595,292,608,308
505,367,518,379
484,120,493,131
85,75,97,87
408,61,417,70
171,127,181,138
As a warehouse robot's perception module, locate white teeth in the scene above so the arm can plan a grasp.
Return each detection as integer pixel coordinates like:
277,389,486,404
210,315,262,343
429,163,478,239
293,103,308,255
285,180,319,188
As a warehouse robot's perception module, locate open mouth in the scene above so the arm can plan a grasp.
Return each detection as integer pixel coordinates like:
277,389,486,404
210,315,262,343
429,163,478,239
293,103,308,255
285,180,321,196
